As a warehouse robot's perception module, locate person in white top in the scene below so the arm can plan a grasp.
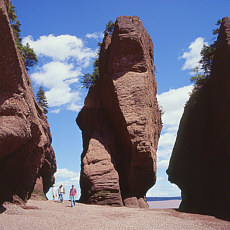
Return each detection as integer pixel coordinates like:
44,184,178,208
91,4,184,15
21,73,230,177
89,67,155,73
58,184,65,203
51,184,57,201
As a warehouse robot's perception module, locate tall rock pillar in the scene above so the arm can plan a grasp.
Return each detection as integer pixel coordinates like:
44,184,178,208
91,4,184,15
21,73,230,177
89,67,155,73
77,16,162,208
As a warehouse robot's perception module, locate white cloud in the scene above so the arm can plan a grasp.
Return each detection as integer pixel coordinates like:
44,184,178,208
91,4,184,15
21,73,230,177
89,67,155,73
31,62,81,88
158,132,176,148
147,178,181,197
155,85,193,191
23,34,99,112
147,85,193,197
157,147,172,158
157,85,193,129
46,169,80,200
45,87,80,107
67,103,82,112
55,168,80,179
31,61,81,108
158,159,169,168
157,85,193,149
50,109,61,114
55,168,80,187
22,34,97,66
86,32,104,39
157,177,164,182
179,37,208,71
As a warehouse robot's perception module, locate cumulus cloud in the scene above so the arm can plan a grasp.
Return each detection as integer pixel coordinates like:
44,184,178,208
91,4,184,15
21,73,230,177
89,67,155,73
22,34,98,112
157,159,169,168
50,109,61,114
158,132,177,148
157,147,173,158
31,62,81,89
55,168,80,187
31,61,81,109
55,168,80,179
158,85,193,130
154,86,192,175
46,168,80,200
179,37,208,71
22,34,96,66
86,32,104,39
146,85,192,197
147,177,181,197
67,103,82,112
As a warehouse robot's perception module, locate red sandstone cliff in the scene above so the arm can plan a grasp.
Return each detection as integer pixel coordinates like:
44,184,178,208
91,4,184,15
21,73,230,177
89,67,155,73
167,17,230,220
77,16,162,208
0,0,56,204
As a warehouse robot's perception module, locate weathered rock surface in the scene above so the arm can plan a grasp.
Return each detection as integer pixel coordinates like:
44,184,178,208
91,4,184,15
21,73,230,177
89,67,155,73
0,0,56,204
77,16,162,207
167,17,230,220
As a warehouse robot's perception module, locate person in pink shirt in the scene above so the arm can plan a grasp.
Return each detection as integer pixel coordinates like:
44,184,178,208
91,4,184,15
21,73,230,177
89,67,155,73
69,185,77,207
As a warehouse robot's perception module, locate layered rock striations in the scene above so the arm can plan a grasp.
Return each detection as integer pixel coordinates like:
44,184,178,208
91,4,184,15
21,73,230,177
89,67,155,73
167,17,230,220
0,0,56,204
77,16,162,207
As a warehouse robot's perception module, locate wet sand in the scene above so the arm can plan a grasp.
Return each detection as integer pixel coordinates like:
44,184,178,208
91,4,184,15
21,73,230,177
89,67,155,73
148,199,181,209
0,200,229,230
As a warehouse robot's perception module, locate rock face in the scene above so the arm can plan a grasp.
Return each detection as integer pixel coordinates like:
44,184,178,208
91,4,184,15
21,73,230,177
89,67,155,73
0,0,56,204
77,16,162,207
167,17,230,220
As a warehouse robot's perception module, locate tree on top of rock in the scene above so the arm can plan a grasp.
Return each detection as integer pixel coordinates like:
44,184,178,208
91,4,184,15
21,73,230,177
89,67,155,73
8,0,38,71
36,87,49,114
104,20,115,36
81,20,115,89
190,19,221,88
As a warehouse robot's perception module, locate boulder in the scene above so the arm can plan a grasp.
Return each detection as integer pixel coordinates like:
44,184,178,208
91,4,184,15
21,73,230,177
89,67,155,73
77,16,162,207
167,17,230,220
0,0,56,204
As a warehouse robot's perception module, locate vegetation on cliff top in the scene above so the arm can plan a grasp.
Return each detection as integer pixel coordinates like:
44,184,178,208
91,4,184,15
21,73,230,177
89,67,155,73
190,19,221,88
81,20,115,89
8,0,38,71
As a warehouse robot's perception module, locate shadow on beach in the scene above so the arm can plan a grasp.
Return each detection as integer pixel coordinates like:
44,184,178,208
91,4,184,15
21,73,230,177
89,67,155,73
0,205,6,214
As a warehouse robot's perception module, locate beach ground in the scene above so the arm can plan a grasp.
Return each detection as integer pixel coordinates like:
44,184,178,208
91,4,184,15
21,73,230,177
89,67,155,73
0,200,229,230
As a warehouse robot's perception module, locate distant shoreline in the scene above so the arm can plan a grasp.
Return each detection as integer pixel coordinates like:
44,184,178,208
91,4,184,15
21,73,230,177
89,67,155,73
146,196,182,202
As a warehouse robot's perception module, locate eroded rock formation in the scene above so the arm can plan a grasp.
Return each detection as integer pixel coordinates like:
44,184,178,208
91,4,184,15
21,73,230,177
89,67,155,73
77,16,162,207
167,17,230,220
0,0,56,204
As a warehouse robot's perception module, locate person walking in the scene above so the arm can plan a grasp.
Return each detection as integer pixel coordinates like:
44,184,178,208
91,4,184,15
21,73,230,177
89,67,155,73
51,184,57,201
58,184,65,203
69,185,77,207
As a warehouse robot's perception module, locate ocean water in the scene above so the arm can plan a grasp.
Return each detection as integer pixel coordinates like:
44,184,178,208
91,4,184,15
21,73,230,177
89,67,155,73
146,197,182,202
147,197,182,209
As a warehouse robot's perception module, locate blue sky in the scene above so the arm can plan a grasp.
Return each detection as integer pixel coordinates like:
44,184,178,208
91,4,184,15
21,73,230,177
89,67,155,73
13,0,230,199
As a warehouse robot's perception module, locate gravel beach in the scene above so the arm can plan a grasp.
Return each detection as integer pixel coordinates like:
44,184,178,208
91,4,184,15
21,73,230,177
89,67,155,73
0,200,229,230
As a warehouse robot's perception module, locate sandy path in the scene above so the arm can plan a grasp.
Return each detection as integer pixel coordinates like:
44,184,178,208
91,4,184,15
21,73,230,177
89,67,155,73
0,200,229,230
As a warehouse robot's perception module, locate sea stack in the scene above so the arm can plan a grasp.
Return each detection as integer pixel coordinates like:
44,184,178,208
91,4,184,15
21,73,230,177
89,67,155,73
167,17,230,220
77,16,162,207
0,0,56,204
